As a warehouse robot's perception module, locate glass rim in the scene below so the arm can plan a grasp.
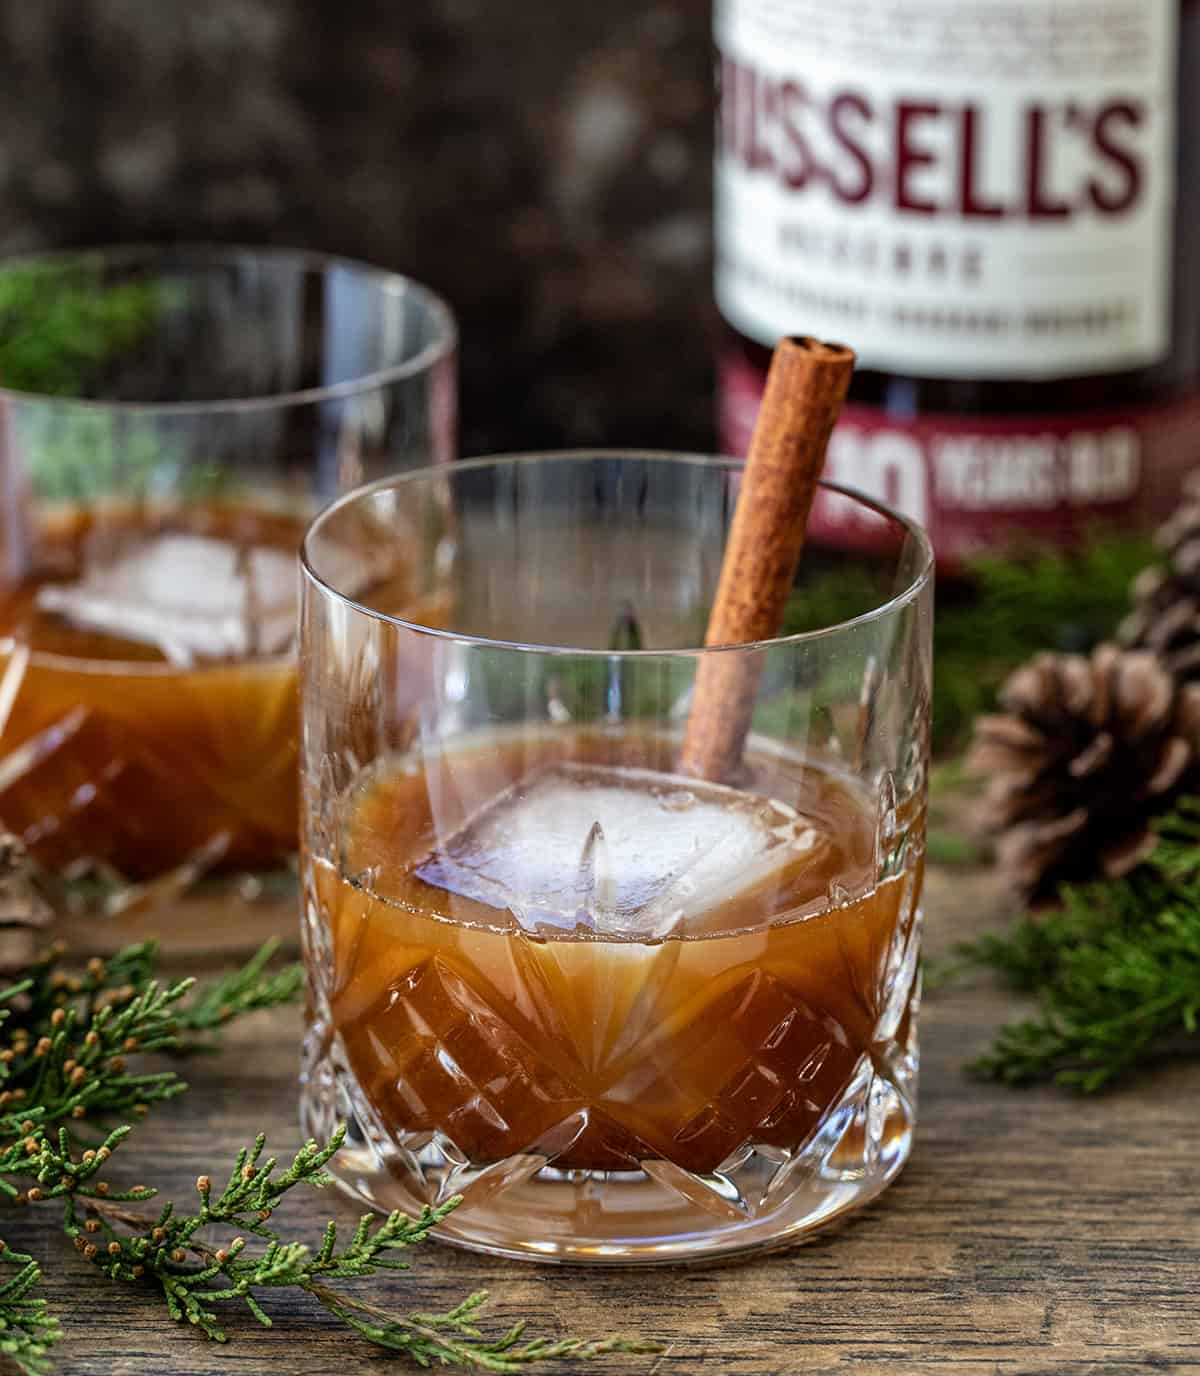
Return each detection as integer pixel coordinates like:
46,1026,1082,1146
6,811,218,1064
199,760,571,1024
0,242,458,416
0,635,293,679
301,449,935,658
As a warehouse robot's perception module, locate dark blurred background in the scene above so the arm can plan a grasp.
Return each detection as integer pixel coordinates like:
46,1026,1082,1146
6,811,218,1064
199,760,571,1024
0,1,716,455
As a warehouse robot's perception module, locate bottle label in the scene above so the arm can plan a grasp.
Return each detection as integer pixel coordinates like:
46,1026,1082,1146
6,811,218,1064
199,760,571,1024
715,0,1177,379
721,351,1200,567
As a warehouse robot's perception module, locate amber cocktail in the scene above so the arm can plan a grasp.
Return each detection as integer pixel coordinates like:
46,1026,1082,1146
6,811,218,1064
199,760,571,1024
0,501,304,880
300,453,932,1262
0,245,455,934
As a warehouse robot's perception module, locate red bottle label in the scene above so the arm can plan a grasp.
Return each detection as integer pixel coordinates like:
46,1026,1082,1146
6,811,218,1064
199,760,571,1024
721,350,1200,569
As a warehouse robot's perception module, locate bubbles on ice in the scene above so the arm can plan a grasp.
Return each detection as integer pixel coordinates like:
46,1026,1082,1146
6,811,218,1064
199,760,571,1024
415,762,818,938
35,533,297,664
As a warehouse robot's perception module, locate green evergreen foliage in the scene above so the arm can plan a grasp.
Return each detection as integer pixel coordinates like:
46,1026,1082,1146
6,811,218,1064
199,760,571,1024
781,530,1155,755
931,531,1156,752
0,264,163,398
0,941,654,1371
950,801,1200,1091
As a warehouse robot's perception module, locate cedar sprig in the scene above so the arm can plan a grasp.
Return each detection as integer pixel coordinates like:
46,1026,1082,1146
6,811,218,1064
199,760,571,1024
0,1124,152,1206
173,942,304,1037
0,1245,60,1376
0,970,187,1143
0,941,654,1369
307,1286,662,1370
0,939,301,1146
952,799,1200,1090
62,1126,657,1368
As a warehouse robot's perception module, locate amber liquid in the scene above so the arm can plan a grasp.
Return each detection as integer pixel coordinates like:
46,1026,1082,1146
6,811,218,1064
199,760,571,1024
321,729,919,1177
0,503,305,878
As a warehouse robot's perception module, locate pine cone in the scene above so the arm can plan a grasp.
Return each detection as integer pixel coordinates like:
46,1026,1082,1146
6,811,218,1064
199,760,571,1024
969,645,1200,901
1119,470,1200,680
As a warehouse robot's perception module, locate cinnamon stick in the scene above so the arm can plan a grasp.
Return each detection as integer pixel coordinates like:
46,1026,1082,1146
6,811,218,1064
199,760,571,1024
679,335,855,782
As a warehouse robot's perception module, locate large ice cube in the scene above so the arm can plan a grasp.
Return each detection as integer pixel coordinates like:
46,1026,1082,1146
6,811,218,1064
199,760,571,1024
35,533,297,664
415,762,817,938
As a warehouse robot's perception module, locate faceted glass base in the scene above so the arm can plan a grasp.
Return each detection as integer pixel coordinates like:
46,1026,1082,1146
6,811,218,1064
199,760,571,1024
300,1016,917,1264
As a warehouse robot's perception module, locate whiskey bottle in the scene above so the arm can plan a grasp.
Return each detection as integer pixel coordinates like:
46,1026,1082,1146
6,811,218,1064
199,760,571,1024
715,0,1200,566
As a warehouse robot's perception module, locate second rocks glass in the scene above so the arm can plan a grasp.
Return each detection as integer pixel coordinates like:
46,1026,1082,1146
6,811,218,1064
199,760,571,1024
0,245,456,949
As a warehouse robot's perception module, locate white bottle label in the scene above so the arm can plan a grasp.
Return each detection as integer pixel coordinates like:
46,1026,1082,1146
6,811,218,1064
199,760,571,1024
715,0,1177,380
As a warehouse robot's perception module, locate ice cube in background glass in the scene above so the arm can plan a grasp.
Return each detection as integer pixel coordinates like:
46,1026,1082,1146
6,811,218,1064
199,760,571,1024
414,762,818,938
35,533,298,664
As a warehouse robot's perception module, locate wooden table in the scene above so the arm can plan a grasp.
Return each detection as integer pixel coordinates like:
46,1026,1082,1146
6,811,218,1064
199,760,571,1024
18,865,1200,1375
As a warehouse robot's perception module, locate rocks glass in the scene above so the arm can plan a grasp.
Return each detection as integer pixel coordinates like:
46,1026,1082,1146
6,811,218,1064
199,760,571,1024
300,452,932,1262
0,245,455,949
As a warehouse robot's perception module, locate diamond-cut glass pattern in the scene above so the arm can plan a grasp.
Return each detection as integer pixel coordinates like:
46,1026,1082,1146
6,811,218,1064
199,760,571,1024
0,648,297,881
303,820,922,1236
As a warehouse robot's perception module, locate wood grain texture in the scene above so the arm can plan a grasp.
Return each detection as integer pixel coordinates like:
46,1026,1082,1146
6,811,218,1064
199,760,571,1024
15,864,1200,1375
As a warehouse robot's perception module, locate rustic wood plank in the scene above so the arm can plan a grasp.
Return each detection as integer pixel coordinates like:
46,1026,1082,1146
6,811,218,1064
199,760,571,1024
11,864,1200,1375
